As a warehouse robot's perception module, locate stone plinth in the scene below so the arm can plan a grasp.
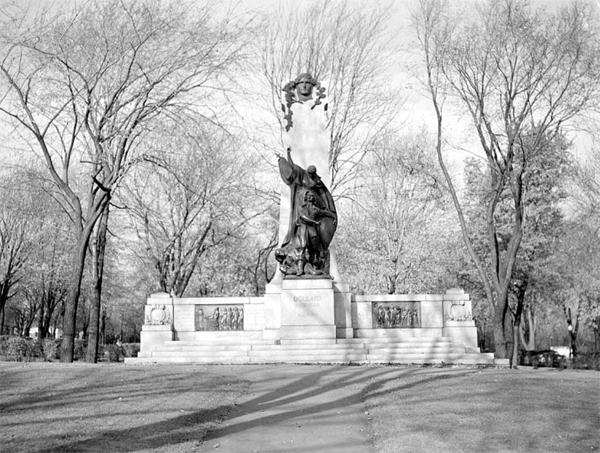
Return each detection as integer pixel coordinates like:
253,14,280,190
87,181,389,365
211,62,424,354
139,293,174,355
442,289,478,349
334,282,353,338
280,278,336,340
132,287,493,365
263,282,283,340
443,322,479,350
139,324,173,355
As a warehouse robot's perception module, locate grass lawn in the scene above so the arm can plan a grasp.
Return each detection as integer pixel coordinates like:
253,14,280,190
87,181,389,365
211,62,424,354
0,362,598,453
364,367,599,453
0,362,247,453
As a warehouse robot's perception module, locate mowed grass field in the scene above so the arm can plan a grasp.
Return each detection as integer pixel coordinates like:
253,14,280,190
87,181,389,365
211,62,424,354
0,362,598,453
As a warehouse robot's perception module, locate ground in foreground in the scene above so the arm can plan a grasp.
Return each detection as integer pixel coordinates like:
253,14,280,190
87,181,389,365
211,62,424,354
0,362,597,453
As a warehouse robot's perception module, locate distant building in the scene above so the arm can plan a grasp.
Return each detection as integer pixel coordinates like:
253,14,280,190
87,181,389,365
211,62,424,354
28,327,63,339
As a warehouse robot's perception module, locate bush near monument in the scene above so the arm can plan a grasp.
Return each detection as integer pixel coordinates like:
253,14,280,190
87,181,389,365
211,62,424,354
0,336,141,363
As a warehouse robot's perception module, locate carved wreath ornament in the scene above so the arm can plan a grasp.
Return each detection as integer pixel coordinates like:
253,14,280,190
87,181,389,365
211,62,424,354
445,301,472,322
146,304,172,325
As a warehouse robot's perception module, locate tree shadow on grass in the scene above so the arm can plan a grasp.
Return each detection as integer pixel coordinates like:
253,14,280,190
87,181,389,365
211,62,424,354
202,366,477,447
2,364,479,453
1,365,246,453
361,368,600,453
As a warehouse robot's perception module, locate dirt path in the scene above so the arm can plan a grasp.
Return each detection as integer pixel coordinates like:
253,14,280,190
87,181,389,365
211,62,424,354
200,365,383,453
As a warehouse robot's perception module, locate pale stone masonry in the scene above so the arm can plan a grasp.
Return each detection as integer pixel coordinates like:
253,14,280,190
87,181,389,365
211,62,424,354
129,286,493,365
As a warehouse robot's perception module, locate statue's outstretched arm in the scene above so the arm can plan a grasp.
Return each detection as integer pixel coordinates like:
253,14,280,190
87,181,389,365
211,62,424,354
278,148,294,183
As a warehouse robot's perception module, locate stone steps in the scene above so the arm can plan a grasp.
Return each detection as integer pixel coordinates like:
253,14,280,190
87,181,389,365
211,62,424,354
131,356,252,364
339,337,454,343
127,336,495,366
128,354,493,366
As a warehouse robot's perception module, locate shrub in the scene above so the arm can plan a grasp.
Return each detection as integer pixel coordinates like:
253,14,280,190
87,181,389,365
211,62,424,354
74,339,86,361
121,343,140,358
41,338,61,361
4,337,37,361
29,339,43,358
106,344,122,362
0,335,10,356
571,352,600,370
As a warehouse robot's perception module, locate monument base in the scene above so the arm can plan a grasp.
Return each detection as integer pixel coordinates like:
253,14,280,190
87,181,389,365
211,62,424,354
139,324,173,356
280,278,336,341
128,288,496,366
280,325,336,340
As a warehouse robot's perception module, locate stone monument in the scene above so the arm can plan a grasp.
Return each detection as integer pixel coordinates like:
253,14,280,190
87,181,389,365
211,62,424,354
129,73,492,366
265,72,353,341
271,72,338,282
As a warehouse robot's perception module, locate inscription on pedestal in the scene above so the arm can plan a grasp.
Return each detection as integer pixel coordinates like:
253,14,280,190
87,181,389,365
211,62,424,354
294,295,322,318
281,286,334,326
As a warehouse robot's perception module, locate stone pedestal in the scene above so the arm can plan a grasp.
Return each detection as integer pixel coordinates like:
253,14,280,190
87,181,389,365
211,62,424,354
333,282,353,338
280,279,336,340
442,288,478,349
443,322,479,350
131,286,496,365
138,292,174,355
263,282,283,341
139,325,173,355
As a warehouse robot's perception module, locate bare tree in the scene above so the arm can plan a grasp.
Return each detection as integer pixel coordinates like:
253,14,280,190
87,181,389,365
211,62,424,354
0,0,251,361
571,145,600,225
25,214,71,340
257,0,402,197
0,210,29,333
570,145,600,351
122,119,259,297
0,171,42,335
339,129,447,294
413,0,600,364
86,207,108,361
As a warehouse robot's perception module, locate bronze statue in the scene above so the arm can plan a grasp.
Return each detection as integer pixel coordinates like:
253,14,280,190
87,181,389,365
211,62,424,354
276,147,337,277
275,248,327,277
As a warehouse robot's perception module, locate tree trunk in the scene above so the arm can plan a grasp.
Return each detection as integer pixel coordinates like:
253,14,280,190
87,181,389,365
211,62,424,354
505,315,514,365
510,304,522,368
511,320,520,368
492,290,511,359
387,274,396,295
0,285,8,336
86,206,109,363
492,312,507,359
60,228,94,362
42,302,53,340
38,300,46,339
519,305,536,351
510,277,528,368
100,306,106,346
594,318,600,353
0,304,4,335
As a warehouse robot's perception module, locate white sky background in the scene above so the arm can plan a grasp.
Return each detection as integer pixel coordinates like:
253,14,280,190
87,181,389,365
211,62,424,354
231,0,598,165
0,0,597,168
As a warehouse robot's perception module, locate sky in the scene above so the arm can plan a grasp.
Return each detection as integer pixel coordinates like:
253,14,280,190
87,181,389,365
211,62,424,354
1,0,597,165
239,0,597,160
